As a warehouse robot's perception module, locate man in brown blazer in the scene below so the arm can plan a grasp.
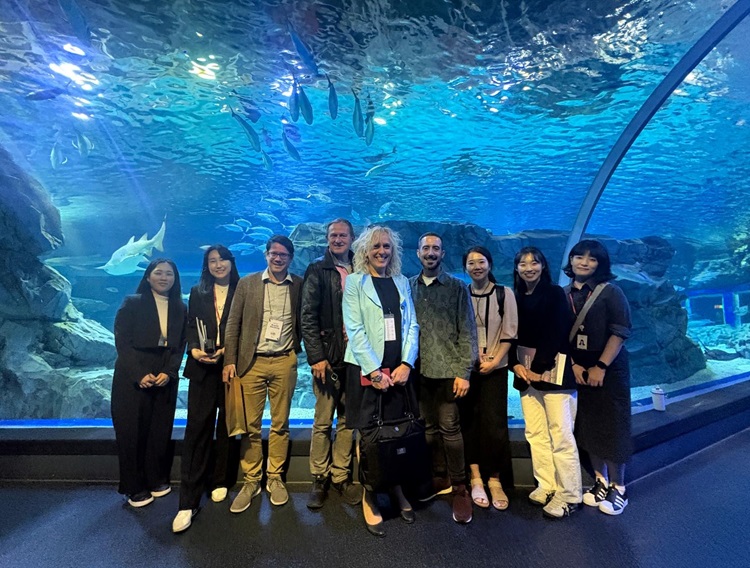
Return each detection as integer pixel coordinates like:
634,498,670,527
223,235,303,512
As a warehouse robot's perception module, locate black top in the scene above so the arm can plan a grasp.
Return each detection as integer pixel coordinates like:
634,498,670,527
565,281,632,368
510,281,575,391
113,293,187,387
372,276,402,371
183,283,236,382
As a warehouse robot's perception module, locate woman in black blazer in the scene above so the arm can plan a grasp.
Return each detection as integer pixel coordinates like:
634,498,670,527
172,245,241,533
111,258,187,508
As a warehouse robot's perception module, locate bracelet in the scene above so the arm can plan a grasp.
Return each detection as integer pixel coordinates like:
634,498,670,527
595,360,609,370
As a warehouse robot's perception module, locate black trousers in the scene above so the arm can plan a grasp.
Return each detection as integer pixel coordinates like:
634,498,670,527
111,379,178,496
459,367,514,489
418,377,466,485
179,370,240,509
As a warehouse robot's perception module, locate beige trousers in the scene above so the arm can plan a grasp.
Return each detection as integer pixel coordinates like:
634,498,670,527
238,352,298,481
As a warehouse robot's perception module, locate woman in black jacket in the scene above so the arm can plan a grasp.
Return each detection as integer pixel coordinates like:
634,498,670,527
111,258,187,508
510,247,581,520
172,245,241,533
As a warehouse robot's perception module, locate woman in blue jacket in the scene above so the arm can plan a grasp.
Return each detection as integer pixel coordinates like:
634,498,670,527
343,225,419,537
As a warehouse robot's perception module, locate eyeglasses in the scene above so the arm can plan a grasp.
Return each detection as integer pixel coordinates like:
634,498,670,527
267,252,290,259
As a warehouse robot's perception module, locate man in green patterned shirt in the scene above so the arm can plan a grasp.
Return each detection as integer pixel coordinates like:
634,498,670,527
410,233,477,524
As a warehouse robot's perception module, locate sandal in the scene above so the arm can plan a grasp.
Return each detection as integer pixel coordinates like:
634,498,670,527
470,478,489,508
488,479,509,510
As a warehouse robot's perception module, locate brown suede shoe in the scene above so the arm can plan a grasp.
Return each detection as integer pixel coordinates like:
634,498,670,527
452,484,473,524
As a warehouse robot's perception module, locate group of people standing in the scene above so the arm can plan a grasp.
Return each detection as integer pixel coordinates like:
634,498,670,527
109,219,633,539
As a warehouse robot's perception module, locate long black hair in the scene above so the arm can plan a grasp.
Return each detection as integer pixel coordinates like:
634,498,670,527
136,258,182,302
462,245,496,283
198,245,240,293
513,246,552,293
562,239,616,284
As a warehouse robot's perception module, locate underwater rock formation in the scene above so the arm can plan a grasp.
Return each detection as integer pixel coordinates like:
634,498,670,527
291,223,705,387
0,146,115,420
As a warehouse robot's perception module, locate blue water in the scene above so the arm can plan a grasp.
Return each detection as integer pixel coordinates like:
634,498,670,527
1,0,750,421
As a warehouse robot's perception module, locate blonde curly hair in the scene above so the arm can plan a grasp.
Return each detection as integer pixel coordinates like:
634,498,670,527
352,225,403,277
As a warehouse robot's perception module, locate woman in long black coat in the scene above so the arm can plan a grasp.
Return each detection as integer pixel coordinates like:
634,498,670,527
172,245,241,533
111,258,187,508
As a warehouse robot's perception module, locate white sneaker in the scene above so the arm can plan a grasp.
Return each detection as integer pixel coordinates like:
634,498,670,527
528,487,555,506
542,495,580,519
150,485,172,498
211,487,228,503
172,509,196,533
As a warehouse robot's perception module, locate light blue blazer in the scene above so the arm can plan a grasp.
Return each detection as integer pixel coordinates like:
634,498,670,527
343,272,420,376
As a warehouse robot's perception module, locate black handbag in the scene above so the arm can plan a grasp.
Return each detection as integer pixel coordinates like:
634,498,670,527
358,387,431,492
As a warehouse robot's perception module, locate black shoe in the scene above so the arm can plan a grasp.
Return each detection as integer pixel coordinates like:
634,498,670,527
400,508,416,524
366,520,386,537
418,476,452,502
307,476,328,510
332,480,362,506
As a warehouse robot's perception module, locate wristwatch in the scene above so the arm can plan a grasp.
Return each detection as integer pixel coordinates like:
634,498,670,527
370,371,382,383
595,360,609,370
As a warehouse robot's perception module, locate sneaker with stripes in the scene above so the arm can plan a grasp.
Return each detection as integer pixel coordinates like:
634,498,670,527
599,485,628,515
582,478,608,507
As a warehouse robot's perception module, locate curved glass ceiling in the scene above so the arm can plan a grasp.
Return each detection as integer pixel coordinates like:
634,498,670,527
0,0,746,257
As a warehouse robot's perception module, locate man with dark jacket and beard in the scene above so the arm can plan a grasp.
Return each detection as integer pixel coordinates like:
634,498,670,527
301,218,362,509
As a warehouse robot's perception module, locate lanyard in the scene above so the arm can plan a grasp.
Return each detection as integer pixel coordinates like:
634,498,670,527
568,289,592,315
265,280,289,318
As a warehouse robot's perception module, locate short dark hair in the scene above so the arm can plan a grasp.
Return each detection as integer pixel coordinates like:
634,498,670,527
513,246,552,293
136,258,182,302
325,218,355,239
198,245,240,293
462,245,496,283
266,235,294,257
563,239,615,283
418,232,443,248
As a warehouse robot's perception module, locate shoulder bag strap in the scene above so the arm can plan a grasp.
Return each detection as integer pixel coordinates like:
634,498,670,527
568,283,609,343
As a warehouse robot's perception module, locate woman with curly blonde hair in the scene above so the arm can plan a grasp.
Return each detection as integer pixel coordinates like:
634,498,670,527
343,225,420,537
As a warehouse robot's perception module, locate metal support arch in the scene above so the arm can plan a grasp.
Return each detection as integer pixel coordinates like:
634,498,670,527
558,0,750,285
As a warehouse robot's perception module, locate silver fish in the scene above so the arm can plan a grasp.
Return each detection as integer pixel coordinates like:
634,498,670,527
351,88,364,138
50,142,67,169
72,131,94,157
282,130,301,161
256,212,280,225
365,161,394,178
235,218,253,230
26,86,66,101
327,74,338,120
220,223,244,233
261,149,273,171
365,95,375,146
229,242,256,252
289,77,300,122
287,21,319,76
231,108,260,152
298,83,313,125
363,146,397,164
378,201,394,216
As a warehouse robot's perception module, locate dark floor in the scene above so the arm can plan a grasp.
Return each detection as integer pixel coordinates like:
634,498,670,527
2,428,750,568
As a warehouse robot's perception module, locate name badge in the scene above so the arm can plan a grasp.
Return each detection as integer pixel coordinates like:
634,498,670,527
265,319,283,342
477,327,487,350
384,314,397,342
576,334,588,350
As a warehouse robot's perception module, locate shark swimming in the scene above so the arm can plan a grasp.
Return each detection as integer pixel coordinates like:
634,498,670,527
98,218,167,275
